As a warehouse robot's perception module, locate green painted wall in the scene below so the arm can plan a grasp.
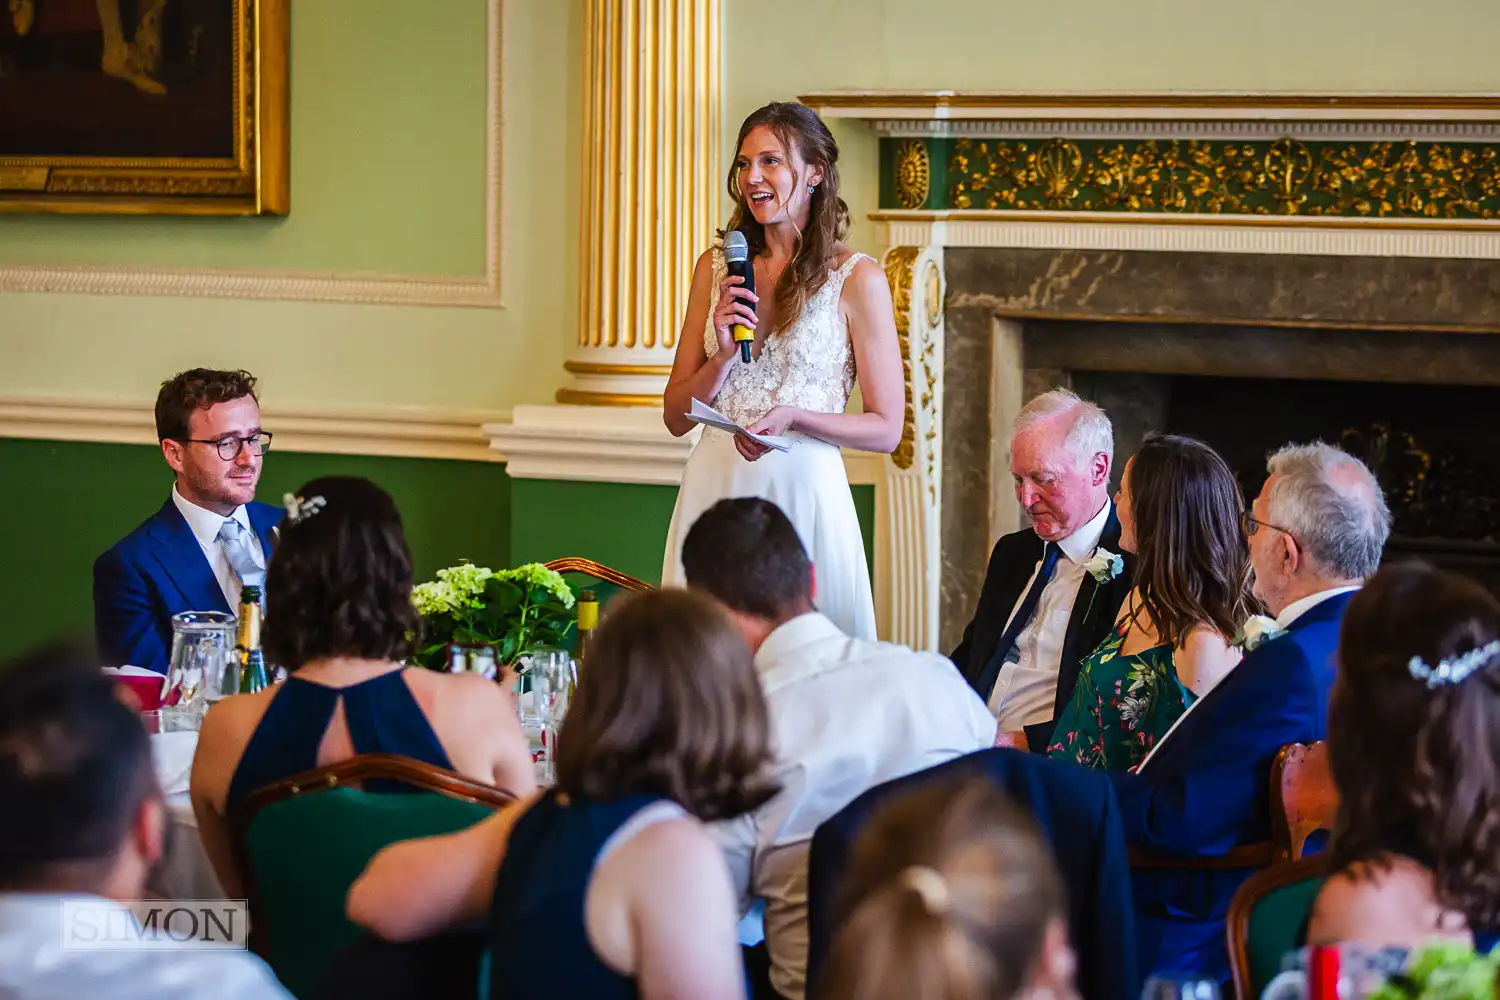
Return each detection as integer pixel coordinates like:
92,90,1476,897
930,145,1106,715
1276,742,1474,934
0,438,511,661
508,478,877,588
0,435,878,662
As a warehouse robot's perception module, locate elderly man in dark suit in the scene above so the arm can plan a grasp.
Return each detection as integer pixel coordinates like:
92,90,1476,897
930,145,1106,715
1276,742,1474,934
950,388,1134,753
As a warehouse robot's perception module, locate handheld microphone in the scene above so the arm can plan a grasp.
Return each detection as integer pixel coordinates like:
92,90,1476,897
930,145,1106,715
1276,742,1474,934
722,230,755,363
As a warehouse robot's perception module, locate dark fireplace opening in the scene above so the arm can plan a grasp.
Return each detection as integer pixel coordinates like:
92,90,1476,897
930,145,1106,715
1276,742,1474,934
1073,372,1500,592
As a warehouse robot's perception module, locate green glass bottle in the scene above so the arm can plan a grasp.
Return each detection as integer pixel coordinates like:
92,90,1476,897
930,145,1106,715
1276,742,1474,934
236,585,270,694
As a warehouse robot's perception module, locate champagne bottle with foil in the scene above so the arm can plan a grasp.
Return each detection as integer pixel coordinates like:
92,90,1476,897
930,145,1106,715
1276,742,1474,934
576,589,599,665
235,586,270,694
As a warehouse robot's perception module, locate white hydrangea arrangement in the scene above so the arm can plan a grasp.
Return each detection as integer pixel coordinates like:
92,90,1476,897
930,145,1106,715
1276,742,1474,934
411,561,575,670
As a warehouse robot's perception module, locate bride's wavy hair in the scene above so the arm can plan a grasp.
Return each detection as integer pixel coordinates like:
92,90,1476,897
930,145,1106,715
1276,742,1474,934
721,102,850,333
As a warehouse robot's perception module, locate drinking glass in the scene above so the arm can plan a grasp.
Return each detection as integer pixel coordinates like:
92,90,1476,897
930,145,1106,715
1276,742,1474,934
1141,973,1221,1000
167,611,235,722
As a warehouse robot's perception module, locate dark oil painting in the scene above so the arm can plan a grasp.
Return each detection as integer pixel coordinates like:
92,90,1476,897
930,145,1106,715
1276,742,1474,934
0,0,236,160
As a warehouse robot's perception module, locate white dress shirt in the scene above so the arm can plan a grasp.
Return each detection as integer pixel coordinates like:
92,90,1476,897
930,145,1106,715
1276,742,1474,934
171,486,265,610
1137,585,1362,771
989,501,1113,730
711,613,997,1000
0,893,289,1000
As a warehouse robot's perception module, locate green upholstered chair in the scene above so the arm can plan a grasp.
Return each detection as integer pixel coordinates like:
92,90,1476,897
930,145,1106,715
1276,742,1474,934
1228,855,1330,1000
231,754,514,1000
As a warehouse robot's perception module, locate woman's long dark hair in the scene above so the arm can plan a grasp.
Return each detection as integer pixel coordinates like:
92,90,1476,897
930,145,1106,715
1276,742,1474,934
1328,562,1500,930
1128,434,1257,647
721,101,850,333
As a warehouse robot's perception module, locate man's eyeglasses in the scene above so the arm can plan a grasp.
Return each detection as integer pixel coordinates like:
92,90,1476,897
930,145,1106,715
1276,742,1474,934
1241,509,1295,541
177,432,274,461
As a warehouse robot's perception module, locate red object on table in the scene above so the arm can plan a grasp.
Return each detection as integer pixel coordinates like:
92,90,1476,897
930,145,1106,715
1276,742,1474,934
1309,945,1341,1000
116,674,167,712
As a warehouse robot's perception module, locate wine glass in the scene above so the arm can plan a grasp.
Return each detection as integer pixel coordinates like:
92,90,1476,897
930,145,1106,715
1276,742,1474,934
1141,973,1221,1000
166,612,234,727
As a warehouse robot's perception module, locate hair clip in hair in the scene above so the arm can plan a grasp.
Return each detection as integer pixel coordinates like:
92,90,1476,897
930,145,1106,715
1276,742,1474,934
1407,638,1500,689
282,493,327,525
900,865,951,917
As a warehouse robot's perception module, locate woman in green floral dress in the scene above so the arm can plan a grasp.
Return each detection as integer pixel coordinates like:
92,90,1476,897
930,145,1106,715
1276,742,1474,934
1048,435,1258,771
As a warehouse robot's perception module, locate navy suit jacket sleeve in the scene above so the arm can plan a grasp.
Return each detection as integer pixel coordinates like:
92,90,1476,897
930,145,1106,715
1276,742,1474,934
1084,777,1140,1000
93,546,170,674
1108,639,1321,857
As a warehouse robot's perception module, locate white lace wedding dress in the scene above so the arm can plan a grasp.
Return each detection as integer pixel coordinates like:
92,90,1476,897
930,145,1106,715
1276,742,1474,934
660,250,878,640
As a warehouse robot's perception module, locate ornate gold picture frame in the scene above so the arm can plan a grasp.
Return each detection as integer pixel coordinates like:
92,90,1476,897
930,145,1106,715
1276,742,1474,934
0,0,288,215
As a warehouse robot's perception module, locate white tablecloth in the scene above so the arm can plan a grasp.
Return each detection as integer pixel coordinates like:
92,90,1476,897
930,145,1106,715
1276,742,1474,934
146,731,223,900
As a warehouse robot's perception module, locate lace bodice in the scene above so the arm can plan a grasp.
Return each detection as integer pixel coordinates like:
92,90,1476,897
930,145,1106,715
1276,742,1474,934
703,250,869,429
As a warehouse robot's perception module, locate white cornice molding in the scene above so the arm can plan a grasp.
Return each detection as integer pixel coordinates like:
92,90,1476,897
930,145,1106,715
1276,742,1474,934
870,118,1500,141
484,404,884,487
801,90,1500,123
0,0,505,309
0,396,507,463
874,213,1500,260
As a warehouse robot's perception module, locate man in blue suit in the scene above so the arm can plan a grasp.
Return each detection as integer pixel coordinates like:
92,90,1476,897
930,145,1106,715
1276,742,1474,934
1108,441,1390,981
94,369,282,673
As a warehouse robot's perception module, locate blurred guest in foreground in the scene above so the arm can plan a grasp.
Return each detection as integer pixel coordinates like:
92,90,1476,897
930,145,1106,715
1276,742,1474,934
817,776,1079,1000
1310,562,1500,950
0,642,289,999
95,369,281,673
347,589,780,1000
191,477,534,898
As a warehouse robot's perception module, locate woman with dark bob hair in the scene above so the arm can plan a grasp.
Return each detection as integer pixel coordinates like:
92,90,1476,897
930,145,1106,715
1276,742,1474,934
348,589,781,1000
191,477,535,898
1308,561,1500,950
1048,434,1256,770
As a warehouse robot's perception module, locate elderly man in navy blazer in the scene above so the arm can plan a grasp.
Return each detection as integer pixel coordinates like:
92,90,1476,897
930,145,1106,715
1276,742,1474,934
1109,441,1390,981
94,370,282,673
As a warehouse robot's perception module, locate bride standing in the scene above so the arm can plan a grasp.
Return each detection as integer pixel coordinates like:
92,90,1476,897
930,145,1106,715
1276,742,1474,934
660,102,903,640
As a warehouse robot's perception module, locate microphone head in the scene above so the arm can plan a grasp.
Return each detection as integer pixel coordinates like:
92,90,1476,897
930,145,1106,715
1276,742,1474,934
723,229,749,264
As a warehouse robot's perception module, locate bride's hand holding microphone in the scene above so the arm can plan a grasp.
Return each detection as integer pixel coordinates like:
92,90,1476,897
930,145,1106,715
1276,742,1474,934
711,274,758,361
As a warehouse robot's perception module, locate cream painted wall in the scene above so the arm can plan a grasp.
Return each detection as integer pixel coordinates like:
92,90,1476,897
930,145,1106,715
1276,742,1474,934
725,0,1500,255
0,0,582,411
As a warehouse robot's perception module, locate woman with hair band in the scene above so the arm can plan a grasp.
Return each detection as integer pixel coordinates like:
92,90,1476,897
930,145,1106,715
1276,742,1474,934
1308,562,1500,951
190,476,536,900
660,101,905,641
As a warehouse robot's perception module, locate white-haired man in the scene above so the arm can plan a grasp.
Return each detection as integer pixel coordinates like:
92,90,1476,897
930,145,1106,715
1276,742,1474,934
1112,441,1390,981
950,388,1134,752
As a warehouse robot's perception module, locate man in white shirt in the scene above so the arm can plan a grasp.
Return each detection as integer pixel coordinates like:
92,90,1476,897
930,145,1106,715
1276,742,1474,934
949,388,1134,751
681,498,997,1000
0,643,290,1000
94,369,283,673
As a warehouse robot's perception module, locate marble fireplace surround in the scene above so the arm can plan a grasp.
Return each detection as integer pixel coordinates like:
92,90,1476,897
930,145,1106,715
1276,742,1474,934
938,248,1500,650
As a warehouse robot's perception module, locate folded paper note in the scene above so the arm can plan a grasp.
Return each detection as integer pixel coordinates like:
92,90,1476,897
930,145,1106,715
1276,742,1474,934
686,399,794,452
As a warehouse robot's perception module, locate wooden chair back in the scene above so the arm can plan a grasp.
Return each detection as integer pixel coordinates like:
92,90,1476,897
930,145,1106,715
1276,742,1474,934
1271,741,1337,862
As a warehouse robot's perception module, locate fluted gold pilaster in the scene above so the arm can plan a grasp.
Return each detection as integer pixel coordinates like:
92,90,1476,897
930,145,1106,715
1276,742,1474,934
560,0,721,406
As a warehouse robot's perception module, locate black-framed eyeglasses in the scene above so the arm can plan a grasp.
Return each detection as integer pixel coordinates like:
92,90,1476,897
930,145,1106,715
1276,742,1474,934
177,432,273,461
1241,509,1295,541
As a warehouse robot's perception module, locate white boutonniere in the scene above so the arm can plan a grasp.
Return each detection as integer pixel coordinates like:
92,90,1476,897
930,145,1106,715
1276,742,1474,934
1235,614,1286,652
1082,548,1124,585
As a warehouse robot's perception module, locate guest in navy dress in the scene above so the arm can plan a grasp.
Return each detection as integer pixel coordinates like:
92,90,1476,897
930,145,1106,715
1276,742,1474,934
818,775,1082,1000
191,476,536,899
348,589,781,1000
1309,563,1500,952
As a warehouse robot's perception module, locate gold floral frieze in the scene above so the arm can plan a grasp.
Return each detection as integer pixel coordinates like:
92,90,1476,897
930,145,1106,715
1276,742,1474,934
881,137,1500,221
